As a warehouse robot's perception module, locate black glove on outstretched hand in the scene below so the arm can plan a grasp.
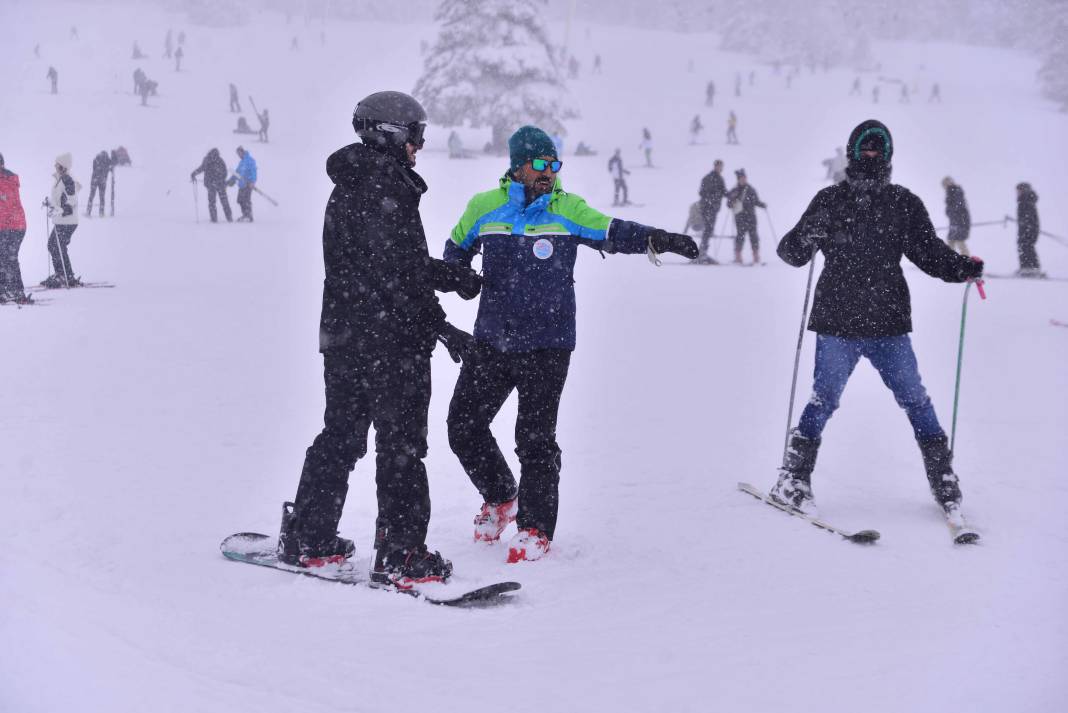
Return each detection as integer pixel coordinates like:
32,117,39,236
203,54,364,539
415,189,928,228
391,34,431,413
438,322,475,363
960,255,984,280
432,260,482,300
649,230,700,260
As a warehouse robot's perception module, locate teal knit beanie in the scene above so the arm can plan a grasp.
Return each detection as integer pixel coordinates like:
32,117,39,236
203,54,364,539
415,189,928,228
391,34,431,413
509,126,557,173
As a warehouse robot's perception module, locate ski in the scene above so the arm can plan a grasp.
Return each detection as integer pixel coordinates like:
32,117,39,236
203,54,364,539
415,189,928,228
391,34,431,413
943,509,981,545
737,482,880,544
220,533,521,608
0,295,49,307
982,273,1065,282
28,280,116,292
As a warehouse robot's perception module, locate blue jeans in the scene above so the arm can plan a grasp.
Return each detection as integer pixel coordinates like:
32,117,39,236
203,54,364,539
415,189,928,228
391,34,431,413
796,334,944,441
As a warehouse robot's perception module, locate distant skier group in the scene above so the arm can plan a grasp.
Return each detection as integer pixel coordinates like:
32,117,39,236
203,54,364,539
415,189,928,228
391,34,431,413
190,146,258,223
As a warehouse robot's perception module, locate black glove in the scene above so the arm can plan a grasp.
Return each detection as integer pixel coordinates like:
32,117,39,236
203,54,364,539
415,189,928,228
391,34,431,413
433,260,482,300
960,256,984,280
649,230,699,260
437,322,475,364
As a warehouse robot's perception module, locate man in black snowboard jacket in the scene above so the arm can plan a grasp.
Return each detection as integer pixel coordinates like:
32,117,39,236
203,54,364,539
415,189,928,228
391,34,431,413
190,148,232,223
772,119,984,523
697,159,726,262
277,91,480,588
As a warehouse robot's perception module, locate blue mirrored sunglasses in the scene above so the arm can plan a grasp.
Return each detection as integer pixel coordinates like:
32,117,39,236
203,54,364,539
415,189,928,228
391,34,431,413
530,158,562,172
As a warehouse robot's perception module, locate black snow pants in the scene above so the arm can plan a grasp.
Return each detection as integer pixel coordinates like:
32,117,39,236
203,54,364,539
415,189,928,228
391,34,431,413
1018,235,1041,270
734,214,759,253
48,224,77,278
613,179,628,205
86,178,107,216
237,184,253,220
0,229,26,295
292,348,433,551
447,345,571,540
699,205,720,256
206,184,233,222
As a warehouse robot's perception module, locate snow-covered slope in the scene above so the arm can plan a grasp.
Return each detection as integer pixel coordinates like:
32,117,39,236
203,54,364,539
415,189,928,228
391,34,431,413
2,3,1066,712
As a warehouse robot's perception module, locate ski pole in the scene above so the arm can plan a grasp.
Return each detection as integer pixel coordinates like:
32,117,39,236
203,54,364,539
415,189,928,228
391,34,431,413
783,244,819,460
192,178,200,223
950,276,986,453
762,206,778,242
252,185,278,206
712,208,731,261
110,168,115,217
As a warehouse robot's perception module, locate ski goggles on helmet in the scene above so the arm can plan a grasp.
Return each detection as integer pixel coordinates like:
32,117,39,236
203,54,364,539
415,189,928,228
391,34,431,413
363,119,427,148
530,158,562,172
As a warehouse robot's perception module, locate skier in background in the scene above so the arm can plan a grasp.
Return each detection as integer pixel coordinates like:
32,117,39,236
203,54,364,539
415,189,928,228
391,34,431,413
1015,182,1042,277
593,54,602,73
726,111,738,144
696,158,726,263
257,108,270,143
47,66,58,94
850,77,861,96
442,125,698,563
0,153,30,303
872,85,880,103
278,91,479,587
735,72,742,97
772,119,983,523
164,29,173,59
139,78,157,106
85,150,112,218
899,84,910,103
132,42,145,59
929,83,942,103
42,153,81,288
229,83,241,113
607,148,630,206
942,176,970,256
706,79,715,107
190,148,233,223
822,147,846,183
230,146,257,222
639,128,653,167
175,45,184,72
726,168,765,264
689,114,703,145
133,67,146,95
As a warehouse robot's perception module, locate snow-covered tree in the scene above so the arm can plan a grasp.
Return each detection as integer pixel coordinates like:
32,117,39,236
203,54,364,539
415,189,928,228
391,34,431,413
414,0,575,154
1038,14,1068,111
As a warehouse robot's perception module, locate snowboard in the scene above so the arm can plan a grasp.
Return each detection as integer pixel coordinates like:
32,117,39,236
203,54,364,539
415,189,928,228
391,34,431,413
220,533,521,608
28,280,116,292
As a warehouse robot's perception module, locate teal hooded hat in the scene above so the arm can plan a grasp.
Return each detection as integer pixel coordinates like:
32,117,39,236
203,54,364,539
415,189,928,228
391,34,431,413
508,125,558,173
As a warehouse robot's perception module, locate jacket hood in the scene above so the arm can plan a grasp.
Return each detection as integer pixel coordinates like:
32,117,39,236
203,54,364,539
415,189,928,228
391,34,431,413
207,148,220,160
1017,184,1038,203
55,152,73,171
845,119,892,187
327,142,426,193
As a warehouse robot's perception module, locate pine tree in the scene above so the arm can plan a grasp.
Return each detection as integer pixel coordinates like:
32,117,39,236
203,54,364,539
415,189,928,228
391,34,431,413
1038,14,1068,111
413,0,574,154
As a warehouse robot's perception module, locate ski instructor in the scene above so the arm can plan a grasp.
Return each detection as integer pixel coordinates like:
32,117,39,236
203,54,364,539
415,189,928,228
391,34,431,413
276,91,482,589
443,125,699,563
771,119,983,524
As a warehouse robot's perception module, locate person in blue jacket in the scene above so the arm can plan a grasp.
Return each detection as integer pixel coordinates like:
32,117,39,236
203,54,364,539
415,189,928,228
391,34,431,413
229,146,257,222
443,125,698,563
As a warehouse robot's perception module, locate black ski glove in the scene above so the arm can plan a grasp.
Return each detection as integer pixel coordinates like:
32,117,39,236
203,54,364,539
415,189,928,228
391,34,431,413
438,322,475,364
960,256,984,280
432,260,482,300
649,230,700,260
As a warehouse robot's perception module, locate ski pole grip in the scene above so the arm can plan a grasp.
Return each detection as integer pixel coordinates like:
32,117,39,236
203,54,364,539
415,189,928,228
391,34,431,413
975,279,986,300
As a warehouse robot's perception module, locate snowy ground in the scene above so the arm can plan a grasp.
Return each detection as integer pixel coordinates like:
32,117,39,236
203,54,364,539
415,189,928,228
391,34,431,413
2,3,1066,712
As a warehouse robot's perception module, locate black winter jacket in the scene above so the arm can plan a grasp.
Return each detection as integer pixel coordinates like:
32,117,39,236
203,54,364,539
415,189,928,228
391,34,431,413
727,184,765,226
944,184,969,227
699,171,725,211
778,181,975,337
91,151,112,182
318,142,461,355
191,149,228,189
1017,188,1039,241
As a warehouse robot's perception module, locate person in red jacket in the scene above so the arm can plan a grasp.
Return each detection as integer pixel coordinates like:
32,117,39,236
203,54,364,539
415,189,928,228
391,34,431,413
0,152,30,302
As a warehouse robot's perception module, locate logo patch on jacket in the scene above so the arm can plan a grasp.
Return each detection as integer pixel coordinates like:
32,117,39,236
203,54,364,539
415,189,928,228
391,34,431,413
532,238,554,260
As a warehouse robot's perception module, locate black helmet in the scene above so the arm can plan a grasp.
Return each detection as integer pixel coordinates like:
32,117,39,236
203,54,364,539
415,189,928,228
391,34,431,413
352,91,427,159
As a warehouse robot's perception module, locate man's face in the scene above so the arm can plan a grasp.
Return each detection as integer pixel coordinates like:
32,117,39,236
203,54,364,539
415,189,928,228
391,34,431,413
514,155,557,198
55,163,65,175
405,141,420,166
737,174,747,185
714,162,723,173
860,149,881,159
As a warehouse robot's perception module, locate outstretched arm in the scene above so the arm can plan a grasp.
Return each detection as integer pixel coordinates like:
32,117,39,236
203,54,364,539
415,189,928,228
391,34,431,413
778,192,830,266
902,193,982,282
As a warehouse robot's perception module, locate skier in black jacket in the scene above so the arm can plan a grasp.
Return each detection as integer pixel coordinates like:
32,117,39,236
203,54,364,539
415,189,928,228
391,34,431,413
277,91,481,588
942,176,970,256
773,119,983,523
85,150,112,217
726,168,765,264
1015,182,1042,276
697,159,726,262
190,148,232,223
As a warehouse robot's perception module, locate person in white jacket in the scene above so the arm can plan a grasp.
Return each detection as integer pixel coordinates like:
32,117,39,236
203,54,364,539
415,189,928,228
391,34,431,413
42,152,81,287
